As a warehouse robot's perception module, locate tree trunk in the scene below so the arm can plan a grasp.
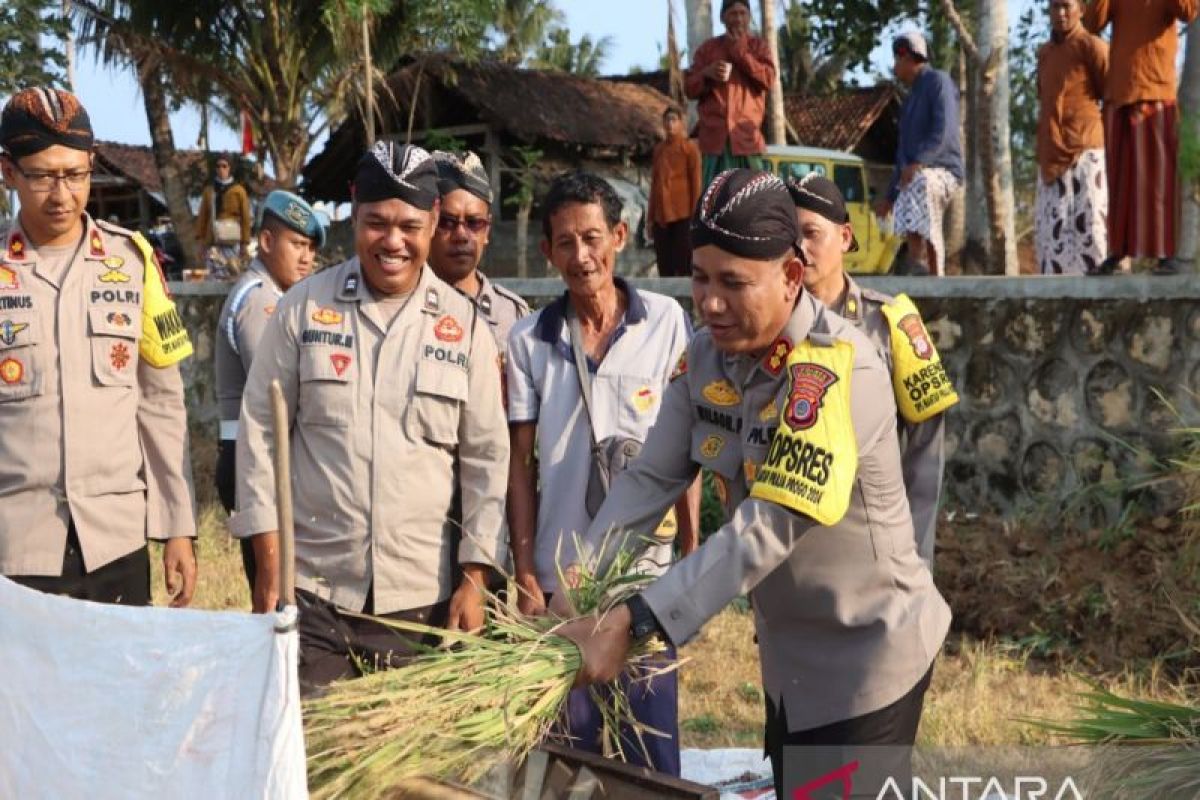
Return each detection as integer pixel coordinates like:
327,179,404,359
760,0,786,145
137,56,199,266
977,0,1018,274
516,198,531,278
963,50,989,272
1178,19,1200,263
63,0,76,93
684,0,713,64
363,9,375,147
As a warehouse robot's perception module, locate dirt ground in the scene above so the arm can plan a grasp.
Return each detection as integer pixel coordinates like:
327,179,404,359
936,512,1199,674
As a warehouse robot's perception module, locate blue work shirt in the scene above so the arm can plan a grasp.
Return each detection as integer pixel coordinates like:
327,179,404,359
889,66,965,200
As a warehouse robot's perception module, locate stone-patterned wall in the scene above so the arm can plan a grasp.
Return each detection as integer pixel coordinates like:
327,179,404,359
172,275,1200,522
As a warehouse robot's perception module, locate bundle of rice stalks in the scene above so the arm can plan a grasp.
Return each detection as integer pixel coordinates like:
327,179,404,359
303,534,676,800
1031,685,1200,798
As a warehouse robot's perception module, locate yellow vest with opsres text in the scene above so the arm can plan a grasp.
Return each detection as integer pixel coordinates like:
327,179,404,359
879,293,958,424
131,232,193,367
750,337,857,527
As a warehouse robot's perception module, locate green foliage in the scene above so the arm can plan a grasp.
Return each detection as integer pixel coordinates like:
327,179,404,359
1179,112,1200,186
1008,5,1043,194
680,713,720,734
531,27,613,77
490,0,563,65
0,0,70,95
421,129,468,154
503,144,542,210
699,469,725,541
802,0,922,78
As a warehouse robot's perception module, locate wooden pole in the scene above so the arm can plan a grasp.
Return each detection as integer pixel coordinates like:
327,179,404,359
270,380,296,608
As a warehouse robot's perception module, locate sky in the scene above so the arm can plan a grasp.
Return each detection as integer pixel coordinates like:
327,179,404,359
70,0,1022,161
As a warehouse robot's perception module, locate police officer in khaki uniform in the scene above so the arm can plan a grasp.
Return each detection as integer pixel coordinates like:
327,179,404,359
0,87,197,606
215,189,324,589
553,170,951,797
788,174,957,569
429,150,529,358
233,142,509,694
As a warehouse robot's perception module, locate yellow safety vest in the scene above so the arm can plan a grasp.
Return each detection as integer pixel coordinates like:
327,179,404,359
879,294,958,424
131,232,193,368
750,338,857,526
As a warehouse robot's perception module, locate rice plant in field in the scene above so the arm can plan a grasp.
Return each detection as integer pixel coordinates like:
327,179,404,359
303,533,676,800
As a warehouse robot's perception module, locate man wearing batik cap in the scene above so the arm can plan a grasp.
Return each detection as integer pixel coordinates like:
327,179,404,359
552,168,950,797
874,31,964,276
788,173,958,570
0,87,197,607
429,150,529,363
214,189,325,591
234,141,509,693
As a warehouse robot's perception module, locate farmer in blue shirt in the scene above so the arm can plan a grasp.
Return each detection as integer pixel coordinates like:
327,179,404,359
874,31,964,277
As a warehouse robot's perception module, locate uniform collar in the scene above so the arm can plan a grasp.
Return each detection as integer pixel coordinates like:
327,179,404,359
1,213,107,265
730,291,821,380
535,275,647,344
247,258,285,295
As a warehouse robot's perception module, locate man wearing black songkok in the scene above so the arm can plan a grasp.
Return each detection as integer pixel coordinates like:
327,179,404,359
233,141,510,694
428,150,529,359
0,87,198,608
554,169,951,796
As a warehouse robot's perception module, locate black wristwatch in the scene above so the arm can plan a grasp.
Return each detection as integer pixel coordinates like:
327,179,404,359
624,593,663,643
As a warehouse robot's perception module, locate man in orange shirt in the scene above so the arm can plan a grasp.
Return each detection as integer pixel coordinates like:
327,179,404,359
1085,0,1198,274
1036,0,1109,274
685,0,776,187
648,106,701,276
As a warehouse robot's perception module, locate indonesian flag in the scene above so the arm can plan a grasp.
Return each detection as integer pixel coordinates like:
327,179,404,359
240,108,255,156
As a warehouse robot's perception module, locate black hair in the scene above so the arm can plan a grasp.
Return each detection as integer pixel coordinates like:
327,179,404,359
540,170,623,240
663,105,683,120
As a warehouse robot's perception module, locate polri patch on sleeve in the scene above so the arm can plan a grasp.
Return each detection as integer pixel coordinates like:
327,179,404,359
880,294,959,423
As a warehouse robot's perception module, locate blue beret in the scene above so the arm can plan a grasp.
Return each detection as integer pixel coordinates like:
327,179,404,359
257,190,326,248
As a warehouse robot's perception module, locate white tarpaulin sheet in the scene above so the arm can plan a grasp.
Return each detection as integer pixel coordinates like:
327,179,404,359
0,576,306,799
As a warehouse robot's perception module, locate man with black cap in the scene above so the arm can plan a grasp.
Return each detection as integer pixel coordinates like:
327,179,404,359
875,31,964,277
552,169,950,797
214,189,325,590
0,87,197,607
788,173,958,570
429,150,529,362
233,141,509,692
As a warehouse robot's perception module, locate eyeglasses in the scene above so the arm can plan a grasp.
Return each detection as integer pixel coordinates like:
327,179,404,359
437,215,491,235
8,161,92,193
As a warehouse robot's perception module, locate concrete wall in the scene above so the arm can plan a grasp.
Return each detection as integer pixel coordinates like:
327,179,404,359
172,275,1200,523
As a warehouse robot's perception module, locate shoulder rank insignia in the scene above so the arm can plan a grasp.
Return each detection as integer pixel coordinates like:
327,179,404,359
424,286,440,313
763,337,791,376
7,233,26,262
89,230,105,257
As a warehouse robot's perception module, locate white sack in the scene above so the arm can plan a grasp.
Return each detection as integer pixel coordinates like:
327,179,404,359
0,576,306,799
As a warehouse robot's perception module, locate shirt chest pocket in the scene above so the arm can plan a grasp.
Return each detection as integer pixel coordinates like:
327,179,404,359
88,307,139,388
0,311,42,402
297,347,354,426
409,361,468,447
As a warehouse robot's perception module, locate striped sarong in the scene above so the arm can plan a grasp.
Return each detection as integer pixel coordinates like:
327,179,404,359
1104,100,1178,259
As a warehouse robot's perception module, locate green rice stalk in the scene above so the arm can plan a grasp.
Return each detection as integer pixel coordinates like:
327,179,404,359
303,530,679,800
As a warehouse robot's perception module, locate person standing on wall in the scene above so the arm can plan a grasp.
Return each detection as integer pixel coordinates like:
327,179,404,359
195,154,253,281
685,0,776,187
648,106,702,277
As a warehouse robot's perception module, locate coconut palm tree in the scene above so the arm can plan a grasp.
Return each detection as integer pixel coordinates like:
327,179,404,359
492,0,563,65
